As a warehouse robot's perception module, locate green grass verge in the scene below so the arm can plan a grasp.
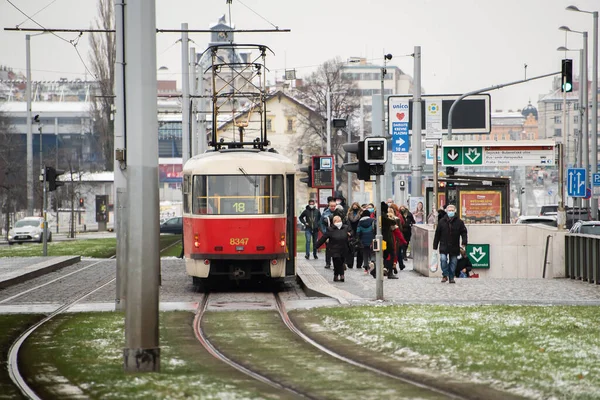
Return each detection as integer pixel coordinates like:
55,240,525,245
20,312,286,400
203,310,444,399
0,314,44,400
302,305,600,400
0,235,181,259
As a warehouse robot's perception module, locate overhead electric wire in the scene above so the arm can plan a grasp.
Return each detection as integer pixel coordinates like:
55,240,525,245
15,0,57,28
236,0,279,30
4,0,98,80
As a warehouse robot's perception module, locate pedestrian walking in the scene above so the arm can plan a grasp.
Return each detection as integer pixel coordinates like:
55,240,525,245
356,209,376,273
398,205,415,261
299,199,321,260
346,202,362,268
433,204,468,284
320,200,345,268
315,215,352,282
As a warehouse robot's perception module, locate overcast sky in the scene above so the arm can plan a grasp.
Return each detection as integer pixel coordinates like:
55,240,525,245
1,0,598,111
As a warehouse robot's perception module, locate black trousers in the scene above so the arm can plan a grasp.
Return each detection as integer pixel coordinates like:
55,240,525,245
332,256,345,276
361,245,372,269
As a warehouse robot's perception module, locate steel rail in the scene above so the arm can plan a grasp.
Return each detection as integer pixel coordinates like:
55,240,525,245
193,293,313,399
8,278,116,399
273,293,470,400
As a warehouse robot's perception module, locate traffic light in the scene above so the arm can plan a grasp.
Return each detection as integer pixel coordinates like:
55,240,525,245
343,140,370,181
446,166,458,176
561,59,573,92
45,166,65,192
364,137,387,164
299,164,313,187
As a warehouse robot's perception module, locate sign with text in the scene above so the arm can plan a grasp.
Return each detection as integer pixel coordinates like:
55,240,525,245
459,191,502,224
388,94,491,135
466,244,490,268
389,98,410,165
311,156,334,188
441,140,556,167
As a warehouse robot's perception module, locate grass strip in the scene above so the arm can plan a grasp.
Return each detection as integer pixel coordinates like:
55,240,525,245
202,310,447,400
19,311,287,399
301,305,600,400
0,235,181,259
0,314,45,400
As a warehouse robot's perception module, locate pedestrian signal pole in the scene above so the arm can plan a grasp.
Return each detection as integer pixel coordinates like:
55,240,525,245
42,165,48,256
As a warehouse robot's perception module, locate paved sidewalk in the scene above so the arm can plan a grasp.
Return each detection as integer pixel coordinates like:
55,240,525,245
297,254,600,305
0,256,81,288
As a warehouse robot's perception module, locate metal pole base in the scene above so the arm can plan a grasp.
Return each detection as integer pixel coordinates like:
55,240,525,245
123,348,160,372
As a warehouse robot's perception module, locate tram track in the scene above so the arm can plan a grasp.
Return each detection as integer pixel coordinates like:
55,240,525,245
197,292,471,400
5,240,181,399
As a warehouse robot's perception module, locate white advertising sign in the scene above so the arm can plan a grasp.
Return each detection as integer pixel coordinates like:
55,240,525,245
483,149,555,166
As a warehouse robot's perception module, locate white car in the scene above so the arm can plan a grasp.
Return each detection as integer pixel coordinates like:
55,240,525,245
8,217,52,245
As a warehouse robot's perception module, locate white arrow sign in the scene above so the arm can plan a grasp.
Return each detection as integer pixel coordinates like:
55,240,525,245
447,149,459,161
568,170,574,194
469,246,486,263
465,147,481,163
395,138,405,147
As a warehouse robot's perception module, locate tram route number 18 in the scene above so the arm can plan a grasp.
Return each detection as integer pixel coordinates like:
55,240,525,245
232,202,246,213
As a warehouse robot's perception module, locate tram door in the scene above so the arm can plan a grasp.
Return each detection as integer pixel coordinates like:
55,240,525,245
285,173,296,275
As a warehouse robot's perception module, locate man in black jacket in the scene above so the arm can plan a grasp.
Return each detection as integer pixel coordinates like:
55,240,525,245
433,204,468,284
299,199,321,259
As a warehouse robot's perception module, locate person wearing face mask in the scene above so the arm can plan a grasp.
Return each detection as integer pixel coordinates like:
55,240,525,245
433,204,468,284
315,215,352,282
346,202,363,269
398,205,415,261
299,199,321,260
367,203,376,218
320,200,338,269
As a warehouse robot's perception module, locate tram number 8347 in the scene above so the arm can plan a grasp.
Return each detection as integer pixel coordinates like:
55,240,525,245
229,238,249,245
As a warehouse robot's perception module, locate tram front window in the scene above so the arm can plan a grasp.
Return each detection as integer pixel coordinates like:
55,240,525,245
192,175,284,215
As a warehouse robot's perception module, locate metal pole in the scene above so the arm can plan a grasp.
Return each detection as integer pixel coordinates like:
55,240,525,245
433,143,439,226
42,165,47,256
198,52,207,154
380,66,387,204
582,33,589,210
26,35,33,216
347,129,352,206
38,123,43,214
374,176,383,300
558,143,566,229
114,0,127,311
326,88,331,156
411,46,423,197
578,49,584,170
181,22,190,165
190,46,197,156
591,11,598,220
124,0,160,373
359,96,365,193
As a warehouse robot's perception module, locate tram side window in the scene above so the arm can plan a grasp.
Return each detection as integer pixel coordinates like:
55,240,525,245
183,174,191,214
272,175,284,214
192,175,208,214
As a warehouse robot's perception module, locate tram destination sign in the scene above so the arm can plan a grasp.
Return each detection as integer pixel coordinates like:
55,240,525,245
441,140,555,167
311,155,334,188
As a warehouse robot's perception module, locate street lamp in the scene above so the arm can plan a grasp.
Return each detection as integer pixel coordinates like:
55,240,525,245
567,5,599,219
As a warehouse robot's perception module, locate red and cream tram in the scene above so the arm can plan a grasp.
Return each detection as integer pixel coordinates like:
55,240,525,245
181,149,297,287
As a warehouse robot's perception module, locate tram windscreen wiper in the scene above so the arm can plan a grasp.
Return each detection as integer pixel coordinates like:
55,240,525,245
238,167,257,186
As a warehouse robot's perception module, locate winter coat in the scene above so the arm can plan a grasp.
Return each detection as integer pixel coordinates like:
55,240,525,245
299,206,321,232
400,211,415,241
315,224,351,258
320,207,347,233
455,255,473,277
433,215,468,256
389,228,407,263
347,209,362,233
320,208,334,233
356,216,376,246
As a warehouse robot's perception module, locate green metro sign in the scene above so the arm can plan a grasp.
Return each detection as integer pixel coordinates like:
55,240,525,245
442,146,483,166
466,244,490,268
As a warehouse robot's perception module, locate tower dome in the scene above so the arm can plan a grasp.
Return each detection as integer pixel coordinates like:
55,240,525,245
521,101,538,120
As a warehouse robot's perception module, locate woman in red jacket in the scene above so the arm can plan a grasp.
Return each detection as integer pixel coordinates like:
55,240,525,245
388,223,407,276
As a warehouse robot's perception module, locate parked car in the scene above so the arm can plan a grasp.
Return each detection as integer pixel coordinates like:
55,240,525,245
539,204,558,216
569,221,600,236
160,216,183,234
516,215,558,227
7,217,52,245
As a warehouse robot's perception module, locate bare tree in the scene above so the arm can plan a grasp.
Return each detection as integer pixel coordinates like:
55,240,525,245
88,0,115,171
293,58,359,190
0,112,26,237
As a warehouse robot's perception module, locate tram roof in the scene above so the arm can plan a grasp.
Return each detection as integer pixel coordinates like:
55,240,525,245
183,149,296,175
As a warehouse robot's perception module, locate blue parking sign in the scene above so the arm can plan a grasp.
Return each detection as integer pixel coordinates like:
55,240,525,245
593,173,600,187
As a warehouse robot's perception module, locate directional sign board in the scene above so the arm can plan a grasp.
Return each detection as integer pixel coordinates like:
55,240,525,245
466,244,490,269
389,99,410,165
593,173,600,186
567,168,587,197
441,140,556,167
